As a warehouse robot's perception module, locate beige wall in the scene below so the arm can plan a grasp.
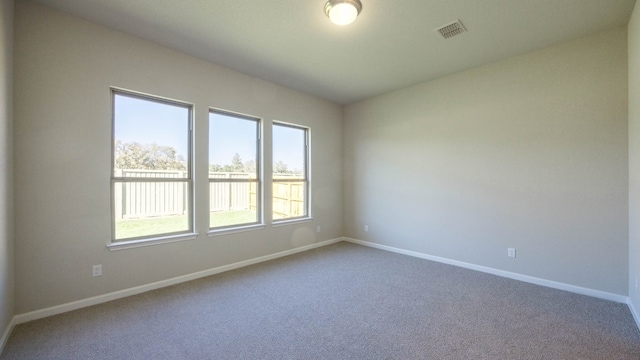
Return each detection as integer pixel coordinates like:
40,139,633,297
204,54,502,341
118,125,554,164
0,0,14,335
629,1,640,313
344,28,629,295
13,1,343,313
9,0,635,317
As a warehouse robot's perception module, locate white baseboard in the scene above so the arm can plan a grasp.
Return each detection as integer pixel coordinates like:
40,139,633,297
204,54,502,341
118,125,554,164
0,316,16,354
14,238,342,325
344,237,629,304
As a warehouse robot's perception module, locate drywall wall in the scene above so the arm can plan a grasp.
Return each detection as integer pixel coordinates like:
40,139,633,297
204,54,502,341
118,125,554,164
0,0,14,337
629,1,640,314
344,28,628,295
13,1,343,313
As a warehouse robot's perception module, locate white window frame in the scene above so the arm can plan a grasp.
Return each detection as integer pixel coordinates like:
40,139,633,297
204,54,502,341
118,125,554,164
109,88,196,250
272,121,311,224
208,109,263,234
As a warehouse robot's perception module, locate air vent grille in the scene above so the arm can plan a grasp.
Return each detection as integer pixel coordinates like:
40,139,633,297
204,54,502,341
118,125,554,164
435,20,466,39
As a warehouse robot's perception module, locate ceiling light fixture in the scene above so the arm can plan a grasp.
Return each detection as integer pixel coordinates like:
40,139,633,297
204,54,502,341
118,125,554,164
324,0,362,26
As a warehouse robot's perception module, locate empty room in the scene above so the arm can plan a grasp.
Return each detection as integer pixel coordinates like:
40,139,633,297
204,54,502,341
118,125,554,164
1,0,640,358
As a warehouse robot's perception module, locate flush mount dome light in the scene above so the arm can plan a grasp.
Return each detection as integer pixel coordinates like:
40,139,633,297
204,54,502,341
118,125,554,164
324,0,362,26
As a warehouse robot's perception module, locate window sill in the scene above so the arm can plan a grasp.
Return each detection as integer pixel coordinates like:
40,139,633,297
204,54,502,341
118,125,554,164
272,217,313,227
208,224,265,237
108,232,199,251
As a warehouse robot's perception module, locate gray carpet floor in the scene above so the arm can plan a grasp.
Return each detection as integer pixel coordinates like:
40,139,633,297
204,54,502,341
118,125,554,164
2,242,639,359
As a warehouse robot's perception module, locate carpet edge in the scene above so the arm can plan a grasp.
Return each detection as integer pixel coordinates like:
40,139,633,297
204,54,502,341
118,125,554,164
13,238,343,325
628,299,640,332
344,237,628,304
0,315,15,355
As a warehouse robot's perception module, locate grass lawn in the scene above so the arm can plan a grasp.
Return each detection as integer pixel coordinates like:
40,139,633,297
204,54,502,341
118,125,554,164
209,210,257,228
116,210,256,240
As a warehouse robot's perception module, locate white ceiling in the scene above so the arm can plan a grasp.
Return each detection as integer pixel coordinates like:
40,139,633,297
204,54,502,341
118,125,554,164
32,0,637,105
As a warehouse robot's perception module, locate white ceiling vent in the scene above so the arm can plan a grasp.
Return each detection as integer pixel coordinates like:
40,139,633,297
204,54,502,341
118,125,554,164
435,20,466,39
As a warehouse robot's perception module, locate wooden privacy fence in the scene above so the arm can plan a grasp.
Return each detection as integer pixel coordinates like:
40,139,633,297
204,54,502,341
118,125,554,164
273,181,305,219
209,172,254,212
114,169,188,220
115,170,303,220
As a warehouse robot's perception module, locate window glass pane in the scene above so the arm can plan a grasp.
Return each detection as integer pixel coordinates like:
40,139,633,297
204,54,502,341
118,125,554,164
114,94,189,178
114,180,189,240
273,181,307,220
112,91,192,242
273,124,305,180
272,123,308,220
209,111,260,229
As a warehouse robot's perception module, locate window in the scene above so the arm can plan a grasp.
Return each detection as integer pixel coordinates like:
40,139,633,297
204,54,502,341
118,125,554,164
272,122,309,221
111,90,193,242
209,110,262,230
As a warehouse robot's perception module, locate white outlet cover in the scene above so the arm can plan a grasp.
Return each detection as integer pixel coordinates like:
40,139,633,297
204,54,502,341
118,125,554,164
92,264,102,277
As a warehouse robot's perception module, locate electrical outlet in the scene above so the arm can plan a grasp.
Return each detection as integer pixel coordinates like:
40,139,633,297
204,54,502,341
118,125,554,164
316,225,321,233
92,264,102,277
364,225,369,232
507,248,516,258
